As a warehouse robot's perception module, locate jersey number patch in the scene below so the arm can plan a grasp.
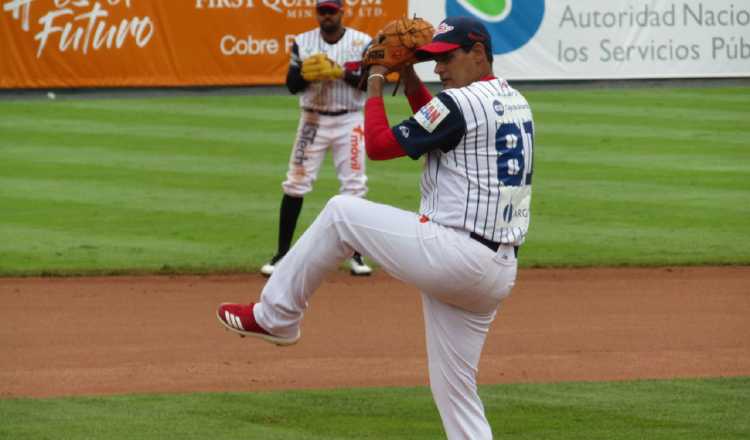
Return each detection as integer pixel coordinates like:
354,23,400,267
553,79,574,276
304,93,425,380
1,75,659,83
495,121,534,186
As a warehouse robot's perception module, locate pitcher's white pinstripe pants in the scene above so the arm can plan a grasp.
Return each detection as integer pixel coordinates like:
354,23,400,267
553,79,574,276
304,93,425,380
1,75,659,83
255,195,517,439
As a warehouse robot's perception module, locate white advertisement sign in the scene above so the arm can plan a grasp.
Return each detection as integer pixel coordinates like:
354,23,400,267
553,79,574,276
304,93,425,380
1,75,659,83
411,0,750,80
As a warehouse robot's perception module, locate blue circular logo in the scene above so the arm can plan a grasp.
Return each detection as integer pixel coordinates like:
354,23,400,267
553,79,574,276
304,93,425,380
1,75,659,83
493,100,504,116
446,0,545,55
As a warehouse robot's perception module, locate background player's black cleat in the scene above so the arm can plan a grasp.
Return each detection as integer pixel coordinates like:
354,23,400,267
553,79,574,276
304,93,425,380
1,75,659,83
349,253,372,276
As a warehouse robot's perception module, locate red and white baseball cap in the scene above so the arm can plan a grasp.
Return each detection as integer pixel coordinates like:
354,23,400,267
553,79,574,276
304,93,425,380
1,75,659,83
416,16,493,60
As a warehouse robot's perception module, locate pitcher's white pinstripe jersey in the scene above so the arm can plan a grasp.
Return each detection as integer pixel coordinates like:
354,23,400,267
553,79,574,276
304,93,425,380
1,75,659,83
292,28,371,113
421,78,535,246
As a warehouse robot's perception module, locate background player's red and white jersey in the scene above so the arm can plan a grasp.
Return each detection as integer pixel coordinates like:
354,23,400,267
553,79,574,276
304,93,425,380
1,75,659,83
292,28,372,113
425,78,535,246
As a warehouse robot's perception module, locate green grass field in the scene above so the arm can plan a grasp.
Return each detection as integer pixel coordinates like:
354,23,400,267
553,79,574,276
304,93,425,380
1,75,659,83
1,378,748,440
1,87,748,275
1,87,749,438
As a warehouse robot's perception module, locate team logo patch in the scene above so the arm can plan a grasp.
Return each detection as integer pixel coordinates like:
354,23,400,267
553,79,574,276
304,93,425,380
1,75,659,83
434,22,455,36
493,100,505,116
414,97,450,133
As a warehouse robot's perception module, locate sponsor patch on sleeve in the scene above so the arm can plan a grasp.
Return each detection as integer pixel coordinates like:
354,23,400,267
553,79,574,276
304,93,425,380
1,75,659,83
414,97,450,133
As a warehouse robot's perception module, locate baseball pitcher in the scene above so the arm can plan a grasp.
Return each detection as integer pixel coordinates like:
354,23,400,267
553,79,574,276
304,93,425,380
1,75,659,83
221,16,535,440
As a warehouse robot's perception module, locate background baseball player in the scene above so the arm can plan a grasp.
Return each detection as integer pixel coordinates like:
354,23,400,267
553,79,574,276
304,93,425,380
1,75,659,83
261,0,373,277
220,16,535,439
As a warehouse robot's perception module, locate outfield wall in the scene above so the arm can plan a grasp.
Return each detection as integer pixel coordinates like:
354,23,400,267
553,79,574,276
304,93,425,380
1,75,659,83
412,0,750,81
1,0,748,89
0,0,406,89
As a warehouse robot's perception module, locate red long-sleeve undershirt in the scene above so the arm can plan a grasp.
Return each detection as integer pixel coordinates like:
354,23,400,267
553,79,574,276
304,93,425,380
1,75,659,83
364,82,434,161
364,98,402,160
406,82,433,112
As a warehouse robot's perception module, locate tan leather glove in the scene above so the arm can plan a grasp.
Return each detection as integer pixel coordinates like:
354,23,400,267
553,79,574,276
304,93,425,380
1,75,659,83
363,17,435,72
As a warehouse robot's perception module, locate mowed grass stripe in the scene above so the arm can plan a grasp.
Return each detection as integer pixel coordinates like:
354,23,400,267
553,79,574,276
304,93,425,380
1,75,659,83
539,120,748,145
543,153,747,173
0,378,747,440
6,94,413,126
0,154,417,201
1,145,288,178
538,134,747,154
526,87,750,107
521,229,745,266
0,116,295,146
530,87,750,110
0,178,277,216
539,181,748,215
0,193,279,232
2,130,289,158
0,227,243,274
6,94,415,129
538,145,748,173
0,222,250,259
0,151,389,194
536,106,748,134
7,95,300,116
534,102,748,125
540,161,748,192
0,223,221,256
635,89,750,105
62,98,302,122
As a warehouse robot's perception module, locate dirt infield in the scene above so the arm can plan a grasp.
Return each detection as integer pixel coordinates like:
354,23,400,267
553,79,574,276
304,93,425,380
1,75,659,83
1,266,749,398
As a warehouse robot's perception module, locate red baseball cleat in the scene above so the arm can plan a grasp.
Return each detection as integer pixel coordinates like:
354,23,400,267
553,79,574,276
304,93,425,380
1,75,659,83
216,302,300,346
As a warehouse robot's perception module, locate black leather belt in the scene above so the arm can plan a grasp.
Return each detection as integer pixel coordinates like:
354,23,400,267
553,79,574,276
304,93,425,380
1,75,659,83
303,108,349,116
470,232,519,258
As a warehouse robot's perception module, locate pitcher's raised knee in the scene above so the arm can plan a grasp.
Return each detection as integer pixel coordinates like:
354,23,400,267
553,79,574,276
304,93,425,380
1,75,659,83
325,194,361,212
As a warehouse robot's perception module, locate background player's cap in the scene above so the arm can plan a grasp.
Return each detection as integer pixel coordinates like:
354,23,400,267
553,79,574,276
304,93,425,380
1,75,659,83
316,0,343,11
416,16,492,60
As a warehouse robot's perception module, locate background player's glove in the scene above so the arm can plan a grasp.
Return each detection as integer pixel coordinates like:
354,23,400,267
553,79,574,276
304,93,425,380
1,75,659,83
301,53,344,82
363,17,435,72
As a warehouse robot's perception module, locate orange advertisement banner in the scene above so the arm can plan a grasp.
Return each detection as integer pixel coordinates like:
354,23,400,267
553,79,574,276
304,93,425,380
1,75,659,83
0,0,407,89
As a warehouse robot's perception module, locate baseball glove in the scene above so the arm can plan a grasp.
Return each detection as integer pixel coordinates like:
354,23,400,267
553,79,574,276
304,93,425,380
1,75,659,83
363,17,435,72
302,53,344,82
